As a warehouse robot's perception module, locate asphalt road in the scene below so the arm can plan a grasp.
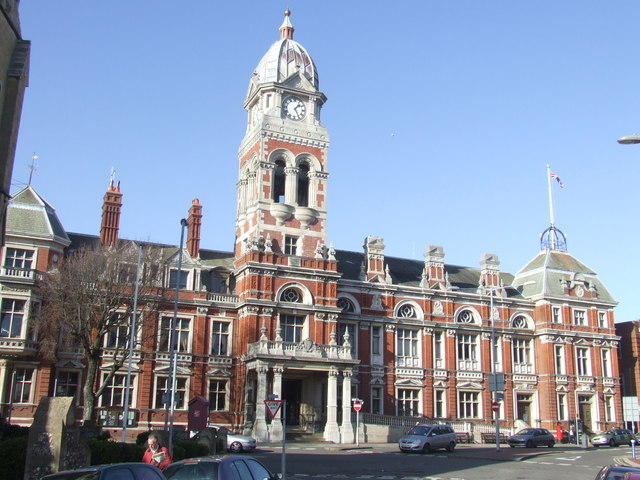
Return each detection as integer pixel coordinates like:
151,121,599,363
251,442,640,480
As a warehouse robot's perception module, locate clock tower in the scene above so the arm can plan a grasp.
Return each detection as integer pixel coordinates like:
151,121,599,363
235,9,330,260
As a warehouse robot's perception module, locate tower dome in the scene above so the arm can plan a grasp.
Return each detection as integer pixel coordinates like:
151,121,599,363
251,10,319,89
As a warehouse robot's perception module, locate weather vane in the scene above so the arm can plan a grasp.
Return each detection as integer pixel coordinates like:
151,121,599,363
28,153,38,185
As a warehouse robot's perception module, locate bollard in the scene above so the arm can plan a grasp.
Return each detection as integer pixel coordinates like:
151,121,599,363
632,439,637,460
581,432,588,449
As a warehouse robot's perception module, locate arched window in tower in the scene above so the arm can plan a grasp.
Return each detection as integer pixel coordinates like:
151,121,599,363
297,163,310,206
273,160,286,203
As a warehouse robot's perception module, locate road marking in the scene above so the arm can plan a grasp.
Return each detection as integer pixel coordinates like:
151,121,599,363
556,455,582,461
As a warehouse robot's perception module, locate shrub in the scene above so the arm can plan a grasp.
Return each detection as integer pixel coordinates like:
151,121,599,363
88,440,145,465
0,436,28,480
173,439,209,460
0,423,29,440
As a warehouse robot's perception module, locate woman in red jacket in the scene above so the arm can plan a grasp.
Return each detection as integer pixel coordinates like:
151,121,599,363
142,432,172,471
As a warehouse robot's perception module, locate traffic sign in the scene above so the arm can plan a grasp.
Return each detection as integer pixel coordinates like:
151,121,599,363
265,399,283,418
491,401,500,412
353,401,363,412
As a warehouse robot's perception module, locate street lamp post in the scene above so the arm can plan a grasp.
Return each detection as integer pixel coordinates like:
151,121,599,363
166,218,188,455
488,289,501,452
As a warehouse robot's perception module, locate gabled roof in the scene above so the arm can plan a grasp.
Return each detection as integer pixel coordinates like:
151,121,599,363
6,186,70,245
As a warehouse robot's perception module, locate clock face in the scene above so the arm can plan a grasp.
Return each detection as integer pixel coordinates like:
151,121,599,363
283,97,306,120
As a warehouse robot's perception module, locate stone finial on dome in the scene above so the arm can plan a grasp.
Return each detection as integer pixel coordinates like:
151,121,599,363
280,9,294,40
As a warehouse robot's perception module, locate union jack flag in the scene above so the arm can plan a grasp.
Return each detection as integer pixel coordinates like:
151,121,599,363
550,171,564,188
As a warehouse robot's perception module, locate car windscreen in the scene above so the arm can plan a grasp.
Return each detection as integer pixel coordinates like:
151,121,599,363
407,426,430,436
45,472,100,480
164,462,218,480
517,429,535,435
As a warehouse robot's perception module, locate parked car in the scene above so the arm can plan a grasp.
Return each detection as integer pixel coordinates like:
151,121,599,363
591,428,635,447
194,426,257,453
164,455,280,480
594,464,640,480
508,428,555,448
43,463,164,480
398,424,457,453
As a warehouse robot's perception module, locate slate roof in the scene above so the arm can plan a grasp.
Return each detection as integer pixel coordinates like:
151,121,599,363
6,186,70,244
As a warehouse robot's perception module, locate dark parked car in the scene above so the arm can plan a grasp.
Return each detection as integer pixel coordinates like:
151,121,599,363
43,463,164,480
594,464,640,480
164,455,279,480
398,424,457,453
508,428,555,448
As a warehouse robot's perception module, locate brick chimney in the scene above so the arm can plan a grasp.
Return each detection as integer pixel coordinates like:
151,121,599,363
99,180,122,247
187,198,202,258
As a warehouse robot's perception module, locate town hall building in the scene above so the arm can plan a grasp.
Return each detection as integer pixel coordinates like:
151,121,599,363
0,11,621,443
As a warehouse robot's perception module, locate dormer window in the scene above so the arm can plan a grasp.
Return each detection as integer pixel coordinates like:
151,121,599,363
169,269,188,290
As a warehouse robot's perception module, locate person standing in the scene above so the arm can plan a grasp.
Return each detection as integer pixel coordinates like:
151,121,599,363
142,432,172,471
569,424,576,444
556,423,564,443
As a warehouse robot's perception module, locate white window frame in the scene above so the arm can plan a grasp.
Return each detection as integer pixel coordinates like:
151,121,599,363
604,395,615,422
434,389,446,418
280,314,306,343
99,372,135,408
573,309,586,326
576,347,591,376
54,370,81,401
552,306,562,324
555,344,566,375
557,393,567,420
211,321,230,356
158,316,192,353
208,378,228,411
4,247,35,269
11,367,35,404
457,333,479,371
284,236,298,256
371,325,383,365
598,311,607,328
154,375,188,410
371,386,383,414
601,349,612,378
458,391,480,419
1,298,26,338
396,328,420,367
433,331,445,369
397,388,420,416
512,338,533,374
168,268,189,290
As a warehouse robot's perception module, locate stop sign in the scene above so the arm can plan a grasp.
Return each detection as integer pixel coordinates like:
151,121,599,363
491,401,500,412
353,401,363,412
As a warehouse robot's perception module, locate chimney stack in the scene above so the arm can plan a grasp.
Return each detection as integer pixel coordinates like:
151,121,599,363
99,180,122,247
187,198,202,258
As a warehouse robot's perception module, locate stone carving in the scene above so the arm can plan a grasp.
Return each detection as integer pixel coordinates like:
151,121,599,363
433,300,444,315
371,294,383,310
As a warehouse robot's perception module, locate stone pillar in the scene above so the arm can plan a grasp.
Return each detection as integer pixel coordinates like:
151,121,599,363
324,367,340,442
270,366,284,442
284,167,298,204
0,360,8,417
252,365,269,442
340,370,355,443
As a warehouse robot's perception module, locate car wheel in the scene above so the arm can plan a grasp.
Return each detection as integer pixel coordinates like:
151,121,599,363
609,439,616,448
229,441,243,453
422,443,431,454
447,441,456,452
510,445,515,448
548,441,555,448
526,440,534,448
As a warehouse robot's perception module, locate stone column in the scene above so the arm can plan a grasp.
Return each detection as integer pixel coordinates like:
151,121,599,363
253,364,269,442
284,167,298,204
324,366,340,442
0,360,8,417
340,369,355,443
270,366,284,442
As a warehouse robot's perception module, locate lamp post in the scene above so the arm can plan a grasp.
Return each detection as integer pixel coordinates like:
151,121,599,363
487,287,502,452
166,218,188,455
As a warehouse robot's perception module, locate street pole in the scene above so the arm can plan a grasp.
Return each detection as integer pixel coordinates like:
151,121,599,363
167,219,188,455
122,244,142,442
489,289,500,452
281,400,286,480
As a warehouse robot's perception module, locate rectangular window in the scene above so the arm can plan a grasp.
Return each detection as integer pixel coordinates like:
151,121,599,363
1,299,25,338
55,371,79,398
555,345,565,375
158,317,191,352
458,391,479,419
208,379,227,411
105,315,130,349
598,311,607,328
512,339,531,365
4,248,34,269
576,347,590,376
604,396,614,422
557,393,567,421
573,310,586,326
211,321,229,356
434,390,445,418
371,326,382,356
602,349,612,377
371,387,382,414
12,368,34,403
433,331,444,368
284,236,298,256
168,269,188,289
552,306,562,324
397,389,420,416
396,329,419,367
155,376,187,409
280,315,304,343
100,373,133,408
457,334,478,370
338,323,356,353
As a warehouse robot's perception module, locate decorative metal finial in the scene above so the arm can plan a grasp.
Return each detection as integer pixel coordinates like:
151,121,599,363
28,153,38,185
284,8,291,16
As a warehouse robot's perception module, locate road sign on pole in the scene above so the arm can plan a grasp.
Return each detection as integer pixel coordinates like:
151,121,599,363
353,401,363,412
491,401,500,412
265,399,283,419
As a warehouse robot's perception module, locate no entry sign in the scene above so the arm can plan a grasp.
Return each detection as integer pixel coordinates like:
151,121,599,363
491,401,500,412
353,400,363,412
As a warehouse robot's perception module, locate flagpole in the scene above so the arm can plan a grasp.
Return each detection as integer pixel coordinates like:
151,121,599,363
546,164,556,249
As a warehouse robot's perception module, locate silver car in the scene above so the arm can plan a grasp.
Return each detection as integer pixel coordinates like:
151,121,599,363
398,424,457,453
508,428,555,448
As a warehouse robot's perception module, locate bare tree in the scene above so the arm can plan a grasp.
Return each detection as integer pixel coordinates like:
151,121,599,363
37,242,164,422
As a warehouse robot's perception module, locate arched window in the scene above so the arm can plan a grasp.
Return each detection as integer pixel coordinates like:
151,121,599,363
397,304,418,319
297,163,310,206
273,160,286,203
280,287,302,303
512,315,529,329
337,297,355,313
456,309,475,324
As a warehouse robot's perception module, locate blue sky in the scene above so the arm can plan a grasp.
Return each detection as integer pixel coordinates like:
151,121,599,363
13,1,640,323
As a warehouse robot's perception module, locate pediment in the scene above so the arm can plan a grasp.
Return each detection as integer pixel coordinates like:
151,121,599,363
282,72,315,92
154,365,192,375
56,359,84,369
457,381,483,390
395,378,422,387
207,368,232,378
